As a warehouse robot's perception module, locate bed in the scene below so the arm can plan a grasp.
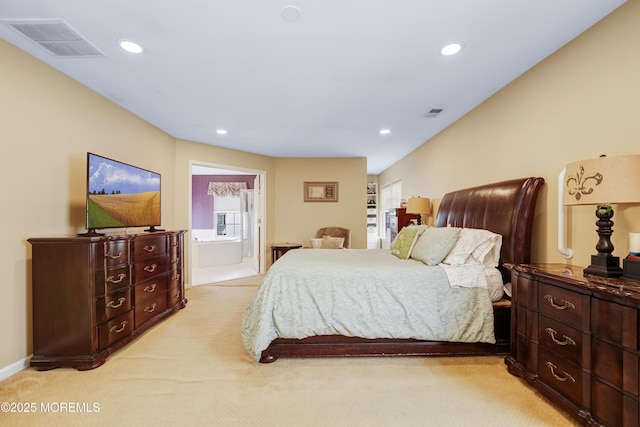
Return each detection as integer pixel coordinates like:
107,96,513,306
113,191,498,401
243,177,545,363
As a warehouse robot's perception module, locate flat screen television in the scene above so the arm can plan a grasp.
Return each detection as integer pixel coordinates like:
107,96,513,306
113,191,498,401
81,152,162,236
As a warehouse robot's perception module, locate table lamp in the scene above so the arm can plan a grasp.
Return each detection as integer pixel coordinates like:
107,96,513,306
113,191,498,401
406,197,431,225
563,154,640,277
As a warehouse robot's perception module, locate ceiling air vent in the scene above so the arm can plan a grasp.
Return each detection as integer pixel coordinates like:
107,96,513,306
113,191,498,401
2,19,105,57
424,108,443,118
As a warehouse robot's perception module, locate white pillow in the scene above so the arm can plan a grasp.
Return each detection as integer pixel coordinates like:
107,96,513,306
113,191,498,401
485,267,505,302
441,228,502,267
310,238,323,249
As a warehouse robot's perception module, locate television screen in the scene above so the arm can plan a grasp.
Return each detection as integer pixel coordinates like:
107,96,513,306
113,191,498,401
85,153,161,232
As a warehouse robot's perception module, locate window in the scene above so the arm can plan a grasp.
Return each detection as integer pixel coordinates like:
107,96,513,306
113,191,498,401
381,180,401,237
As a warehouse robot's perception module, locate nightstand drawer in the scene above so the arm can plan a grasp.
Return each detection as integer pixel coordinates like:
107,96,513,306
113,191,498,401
539,347,585,406
539,315,583,365
539,283,587,329
592,376,639,427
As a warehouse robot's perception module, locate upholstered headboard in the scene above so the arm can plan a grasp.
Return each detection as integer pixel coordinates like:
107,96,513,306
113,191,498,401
435,177,545,279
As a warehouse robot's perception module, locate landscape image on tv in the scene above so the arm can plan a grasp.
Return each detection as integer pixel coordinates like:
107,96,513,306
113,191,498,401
87,153,161,229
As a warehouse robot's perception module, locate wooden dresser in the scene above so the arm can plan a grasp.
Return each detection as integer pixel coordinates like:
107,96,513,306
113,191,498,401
388,207,419,242
28,230,186,370
506,263,640,426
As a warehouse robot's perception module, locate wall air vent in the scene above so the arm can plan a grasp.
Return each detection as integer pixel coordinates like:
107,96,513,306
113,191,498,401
424,108,444,118
1,19,105,57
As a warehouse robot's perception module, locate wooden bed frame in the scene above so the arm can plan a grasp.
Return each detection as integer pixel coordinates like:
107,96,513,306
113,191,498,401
259,177,545,363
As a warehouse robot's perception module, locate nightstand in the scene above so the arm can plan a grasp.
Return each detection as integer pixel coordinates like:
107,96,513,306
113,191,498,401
505,263,640,427
271,243,302,263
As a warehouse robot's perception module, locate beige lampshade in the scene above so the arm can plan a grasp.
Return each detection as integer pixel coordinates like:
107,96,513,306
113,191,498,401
406,197,431,215
563,154,640,206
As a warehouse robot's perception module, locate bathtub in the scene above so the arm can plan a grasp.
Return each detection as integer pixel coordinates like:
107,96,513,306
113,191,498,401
192,234,242,268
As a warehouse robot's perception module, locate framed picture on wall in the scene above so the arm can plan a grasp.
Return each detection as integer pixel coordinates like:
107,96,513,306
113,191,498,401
304,181,339,202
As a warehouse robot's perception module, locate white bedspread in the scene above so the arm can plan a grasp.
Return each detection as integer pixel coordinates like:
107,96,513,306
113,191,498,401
242,249,496,361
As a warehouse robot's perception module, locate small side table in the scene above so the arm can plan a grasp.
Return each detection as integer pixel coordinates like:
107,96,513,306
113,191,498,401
271,243,302,262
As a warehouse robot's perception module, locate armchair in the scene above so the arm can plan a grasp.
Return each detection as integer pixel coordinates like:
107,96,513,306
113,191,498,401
314,227,351,249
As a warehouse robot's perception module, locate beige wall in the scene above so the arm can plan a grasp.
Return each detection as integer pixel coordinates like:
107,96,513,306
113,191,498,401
273,157,368,251
1,39,178,372
379,0,640,269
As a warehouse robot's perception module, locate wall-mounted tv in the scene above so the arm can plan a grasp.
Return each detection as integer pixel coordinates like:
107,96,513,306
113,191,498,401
81,152,162,236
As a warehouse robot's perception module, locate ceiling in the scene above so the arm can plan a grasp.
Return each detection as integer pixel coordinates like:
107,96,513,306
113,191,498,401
0,1,626,174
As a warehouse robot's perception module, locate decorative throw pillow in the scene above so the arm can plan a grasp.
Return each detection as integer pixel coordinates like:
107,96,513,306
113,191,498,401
310,238,323,249
321,235,344,249
410,227,461,265
390,226,425,259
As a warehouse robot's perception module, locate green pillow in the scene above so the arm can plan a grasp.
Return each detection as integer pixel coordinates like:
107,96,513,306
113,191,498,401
410,227,461,265
391,227,423,260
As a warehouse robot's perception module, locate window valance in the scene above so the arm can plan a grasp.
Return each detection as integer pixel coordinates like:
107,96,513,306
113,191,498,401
207,182,247,197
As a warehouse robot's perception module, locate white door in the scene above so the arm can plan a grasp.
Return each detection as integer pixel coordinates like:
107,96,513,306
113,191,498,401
253,174,263,274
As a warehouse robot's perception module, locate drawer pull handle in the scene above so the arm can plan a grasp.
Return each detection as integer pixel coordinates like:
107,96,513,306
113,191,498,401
144,264,157,273
106,251,123,259
544,361,576,383
107,297,125,309
106,273,126,284
545,328,576,346
144,303,157,313
109,321,128,334
143,245,156,253
144,284,157,293
544,294,575,310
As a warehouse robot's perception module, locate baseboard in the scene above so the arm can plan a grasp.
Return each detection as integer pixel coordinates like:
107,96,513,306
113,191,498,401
0,356,30,382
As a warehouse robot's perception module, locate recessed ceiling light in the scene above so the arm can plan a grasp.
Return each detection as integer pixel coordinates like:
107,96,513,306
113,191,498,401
118,39,144,54
216,129,228,135
440,42,464,56
281,5,302,22
379,129,391,135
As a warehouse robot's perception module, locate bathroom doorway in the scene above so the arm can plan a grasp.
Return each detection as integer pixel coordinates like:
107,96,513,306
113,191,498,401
189,162,265,285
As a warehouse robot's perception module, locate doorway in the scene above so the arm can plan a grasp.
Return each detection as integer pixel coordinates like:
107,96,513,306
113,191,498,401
189,162,265,285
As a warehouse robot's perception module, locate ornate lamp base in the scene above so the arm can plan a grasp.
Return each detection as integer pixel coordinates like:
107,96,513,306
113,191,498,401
584,205,623,278
584,254,623,277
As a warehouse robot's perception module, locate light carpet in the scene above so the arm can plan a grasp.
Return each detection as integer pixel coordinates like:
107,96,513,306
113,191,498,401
0,284,578,426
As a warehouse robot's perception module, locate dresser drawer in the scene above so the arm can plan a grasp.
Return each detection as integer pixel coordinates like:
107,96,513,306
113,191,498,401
539,346,585,405
539,282,588,329
96,288,132,324
133,256,169,283
167,283,182,308
132,236,168,261
98,310,134,350
135,293,167,328
134,274,168,304
96,265,131,295
100,239,130,268
539,315,584,365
